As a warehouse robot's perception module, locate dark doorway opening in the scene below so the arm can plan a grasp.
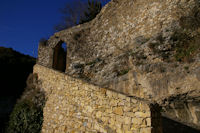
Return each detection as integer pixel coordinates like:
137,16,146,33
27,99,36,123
52,42,67,72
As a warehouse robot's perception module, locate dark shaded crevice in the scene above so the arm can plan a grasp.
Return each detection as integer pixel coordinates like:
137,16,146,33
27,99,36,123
162,116,200,133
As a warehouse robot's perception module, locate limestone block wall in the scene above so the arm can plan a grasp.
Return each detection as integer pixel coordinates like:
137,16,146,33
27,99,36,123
33,64,162,133
38,44,53,67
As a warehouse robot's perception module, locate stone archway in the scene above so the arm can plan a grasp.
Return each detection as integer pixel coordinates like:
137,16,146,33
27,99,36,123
52,41,67,72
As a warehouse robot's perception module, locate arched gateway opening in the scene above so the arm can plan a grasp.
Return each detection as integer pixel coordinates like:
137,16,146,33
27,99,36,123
52,41,67,72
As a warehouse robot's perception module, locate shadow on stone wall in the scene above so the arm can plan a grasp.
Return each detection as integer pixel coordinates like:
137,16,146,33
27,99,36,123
162,116,200,133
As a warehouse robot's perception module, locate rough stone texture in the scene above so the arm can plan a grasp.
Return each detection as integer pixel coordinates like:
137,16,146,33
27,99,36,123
161,94,200,129
37,0,200,103
36,0,200,131
34,64,162,133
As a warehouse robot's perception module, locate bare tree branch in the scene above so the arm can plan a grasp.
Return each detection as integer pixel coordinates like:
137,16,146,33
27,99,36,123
54,0,110,31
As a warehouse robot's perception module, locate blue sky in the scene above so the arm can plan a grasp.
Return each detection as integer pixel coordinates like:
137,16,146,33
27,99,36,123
0,0,70,57
0,0,109,57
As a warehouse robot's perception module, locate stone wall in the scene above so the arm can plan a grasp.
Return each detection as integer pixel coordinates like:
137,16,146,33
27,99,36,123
37,0,200,103
34,64,162,133
162,99,200,129
38,43,52,68
35,0,200,131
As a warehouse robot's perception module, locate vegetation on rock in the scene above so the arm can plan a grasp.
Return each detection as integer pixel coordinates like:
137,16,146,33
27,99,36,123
0,47,35,132
6,74,46,133
6,100,43,133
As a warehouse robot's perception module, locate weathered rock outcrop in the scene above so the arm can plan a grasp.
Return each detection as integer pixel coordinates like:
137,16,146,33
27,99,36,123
36,0,200,132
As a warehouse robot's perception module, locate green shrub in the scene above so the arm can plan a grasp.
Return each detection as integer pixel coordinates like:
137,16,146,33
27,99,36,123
6,100,43,133
174,38,200,62
117,69,130,76
170,26,200,62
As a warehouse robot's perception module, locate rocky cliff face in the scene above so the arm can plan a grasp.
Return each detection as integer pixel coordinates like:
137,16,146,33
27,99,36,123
37,0,200,129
